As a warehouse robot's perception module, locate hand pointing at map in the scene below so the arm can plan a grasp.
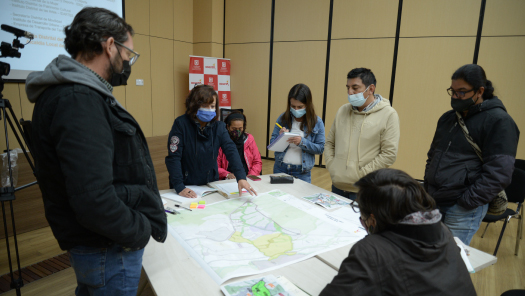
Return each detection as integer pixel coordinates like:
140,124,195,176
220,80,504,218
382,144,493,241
238,179,257,196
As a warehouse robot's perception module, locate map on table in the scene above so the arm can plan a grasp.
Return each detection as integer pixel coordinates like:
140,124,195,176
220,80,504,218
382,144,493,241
300,193,351,209
167,190,365,284
221,274,307,296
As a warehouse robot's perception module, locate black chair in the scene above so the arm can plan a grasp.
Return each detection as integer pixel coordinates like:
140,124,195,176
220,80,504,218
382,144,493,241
501,290,525,296
480,167,525,256
220,108,243,122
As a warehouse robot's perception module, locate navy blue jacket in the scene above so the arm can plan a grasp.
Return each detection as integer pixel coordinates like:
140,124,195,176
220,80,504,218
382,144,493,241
165,114,247,193
424,97,520,210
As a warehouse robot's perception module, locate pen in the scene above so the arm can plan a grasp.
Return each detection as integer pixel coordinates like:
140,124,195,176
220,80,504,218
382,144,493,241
275,122,283,129
165,207,180,215
173,204,192,211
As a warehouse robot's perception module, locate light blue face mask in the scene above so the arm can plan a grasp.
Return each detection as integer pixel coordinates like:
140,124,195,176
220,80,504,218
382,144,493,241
348,85,371,107
290,107,306,118
196,108,216,122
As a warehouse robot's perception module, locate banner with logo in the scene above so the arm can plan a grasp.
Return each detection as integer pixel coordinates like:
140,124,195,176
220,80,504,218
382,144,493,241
189,56,231,108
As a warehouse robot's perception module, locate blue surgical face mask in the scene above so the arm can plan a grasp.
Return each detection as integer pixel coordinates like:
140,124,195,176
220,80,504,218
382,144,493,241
290,107,306,118
196,108,216,122
348,85,371,107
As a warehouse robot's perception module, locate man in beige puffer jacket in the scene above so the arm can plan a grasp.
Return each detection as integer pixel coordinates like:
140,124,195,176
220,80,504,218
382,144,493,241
325,68,400,200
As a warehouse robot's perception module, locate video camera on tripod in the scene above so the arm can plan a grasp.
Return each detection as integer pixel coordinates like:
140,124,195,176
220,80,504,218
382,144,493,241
1,23,36,295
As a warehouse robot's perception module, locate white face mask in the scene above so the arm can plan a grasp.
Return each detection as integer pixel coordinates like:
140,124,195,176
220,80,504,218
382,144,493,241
348,85,371,107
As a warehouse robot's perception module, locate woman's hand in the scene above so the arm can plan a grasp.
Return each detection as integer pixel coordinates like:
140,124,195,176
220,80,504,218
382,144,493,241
279,127,289,135
287,136,302,146
226,173,236,179
238,179,257,197
179,187,197,198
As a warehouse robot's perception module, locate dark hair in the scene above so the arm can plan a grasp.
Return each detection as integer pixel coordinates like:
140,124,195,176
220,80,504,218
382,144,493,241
451,64,494,100
185,85,218,121
225,111,247,131
355,168,436,234
280,84,317,135
347,68,377,90
64,7,134,60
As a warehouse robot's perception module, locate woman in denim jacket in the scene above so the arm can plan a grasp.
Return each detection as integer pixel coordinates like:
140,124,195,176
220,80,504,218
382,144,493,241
270,84,325,183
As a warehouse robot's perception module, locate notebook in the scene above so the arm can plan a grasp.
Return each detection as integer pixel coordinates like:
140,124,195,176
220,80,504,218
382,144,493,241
160,185,218,205
267,132,300,152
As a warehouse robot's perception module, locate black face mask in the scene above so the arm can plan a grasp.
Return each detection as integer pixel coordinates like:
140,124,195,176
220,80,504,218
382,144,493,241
110,60,131,86
451,95,478,112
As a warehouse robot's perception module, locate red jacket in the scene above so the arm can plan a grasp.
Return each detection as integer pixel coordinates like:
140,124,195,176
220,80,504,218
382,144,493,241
217,133,262,179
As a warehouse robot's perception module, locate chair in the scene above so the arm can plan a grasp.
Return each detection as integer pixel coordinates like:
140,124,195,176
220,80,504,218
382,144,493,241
480,167,525,256
220,108,243,122
501,290,525,296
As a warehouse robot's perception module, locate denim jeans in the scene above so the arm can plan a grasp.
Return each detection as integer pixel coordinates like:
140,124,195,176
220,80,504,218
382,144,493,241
332,185,357,201
439,203,489,245
273,161,311,183
68,244,144,296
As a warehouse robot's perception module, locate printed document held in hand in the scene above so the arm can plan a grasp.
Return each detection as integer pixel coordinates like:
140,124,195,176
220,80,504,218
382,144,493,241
267,132,301,152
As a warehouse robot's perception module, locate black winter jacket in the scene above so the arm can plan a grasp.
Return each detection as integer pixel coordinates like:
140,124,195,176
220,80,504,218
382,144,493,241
424,97,519,209
26,55,167,251
320,223,476,296
165,114,247,193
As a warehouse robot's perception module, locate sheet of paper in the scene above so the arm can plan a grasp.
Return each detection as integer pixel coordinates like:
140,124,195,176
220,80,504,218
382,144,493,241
160,190,202,205
267,132,301,152
300,193,350,209
215,182,248,196
221,274,307,296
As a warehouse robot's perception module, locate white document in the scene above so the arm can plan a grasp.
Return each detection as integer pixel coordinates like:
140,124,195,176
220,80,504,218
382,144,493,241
267,132,300,152
214,182,248,196
160,185,216,205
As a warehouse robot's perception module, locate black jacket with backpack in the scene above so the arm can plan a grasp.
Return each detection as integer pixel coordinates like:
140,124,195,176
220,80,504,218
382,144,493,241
424,97,519,209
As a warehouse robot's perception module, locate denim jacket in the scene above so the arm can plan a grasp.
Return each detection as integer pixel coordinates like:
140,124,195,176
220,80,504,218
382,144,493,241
270,113,325,172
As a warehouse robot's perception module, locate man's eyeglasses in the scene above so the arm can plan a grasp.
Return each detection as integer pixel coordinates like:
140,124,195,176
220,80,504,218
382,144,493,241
350,200,360,213
447,87,474,98
107,39,140,66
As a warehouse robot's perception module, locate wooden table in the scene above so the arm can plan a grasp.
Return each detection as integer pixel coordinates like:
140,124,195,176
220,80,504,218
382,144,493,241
142,174,497,295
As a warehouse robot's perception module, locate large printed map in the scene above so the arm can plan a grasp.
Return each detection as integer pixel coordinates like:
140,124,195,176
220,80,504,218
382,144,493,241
167,190,364,284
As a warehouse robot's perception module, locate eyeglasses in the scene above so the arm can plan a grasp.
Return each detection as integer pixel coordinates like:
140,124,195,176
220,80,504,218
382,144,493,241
350,200,360,213
447,87,475,98
103,39,140,66
113,40,140,66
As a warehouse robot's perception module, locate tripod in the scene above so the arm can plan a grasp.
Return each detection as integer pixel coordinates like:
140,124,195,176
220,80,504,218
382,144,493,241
1,76,38,296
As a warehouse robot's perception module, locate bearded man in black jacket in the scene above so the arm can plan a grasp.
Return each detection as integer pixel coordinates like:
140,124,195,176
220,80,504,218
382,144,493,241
25,7,167,295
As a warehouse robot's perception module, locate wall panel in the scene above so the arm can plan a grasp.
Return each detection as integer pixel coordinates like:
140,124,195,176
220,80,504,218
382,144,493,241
332,0,398,39
225,0,272,44
151,0,174,39
478,37,525,159
400,0,479,37
269,42,327,160
151,37,175,136
125,0,150,35
225,43,270,157
392,37,476,178
483,0,525,36
174,0,194,43
174,41,193,118
274,0,329,42
126,34,153,137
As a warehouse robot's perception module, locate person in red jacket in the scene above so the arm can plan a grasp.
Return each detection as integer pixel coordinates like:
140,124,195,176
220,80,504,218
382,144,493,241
217,111,262,179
